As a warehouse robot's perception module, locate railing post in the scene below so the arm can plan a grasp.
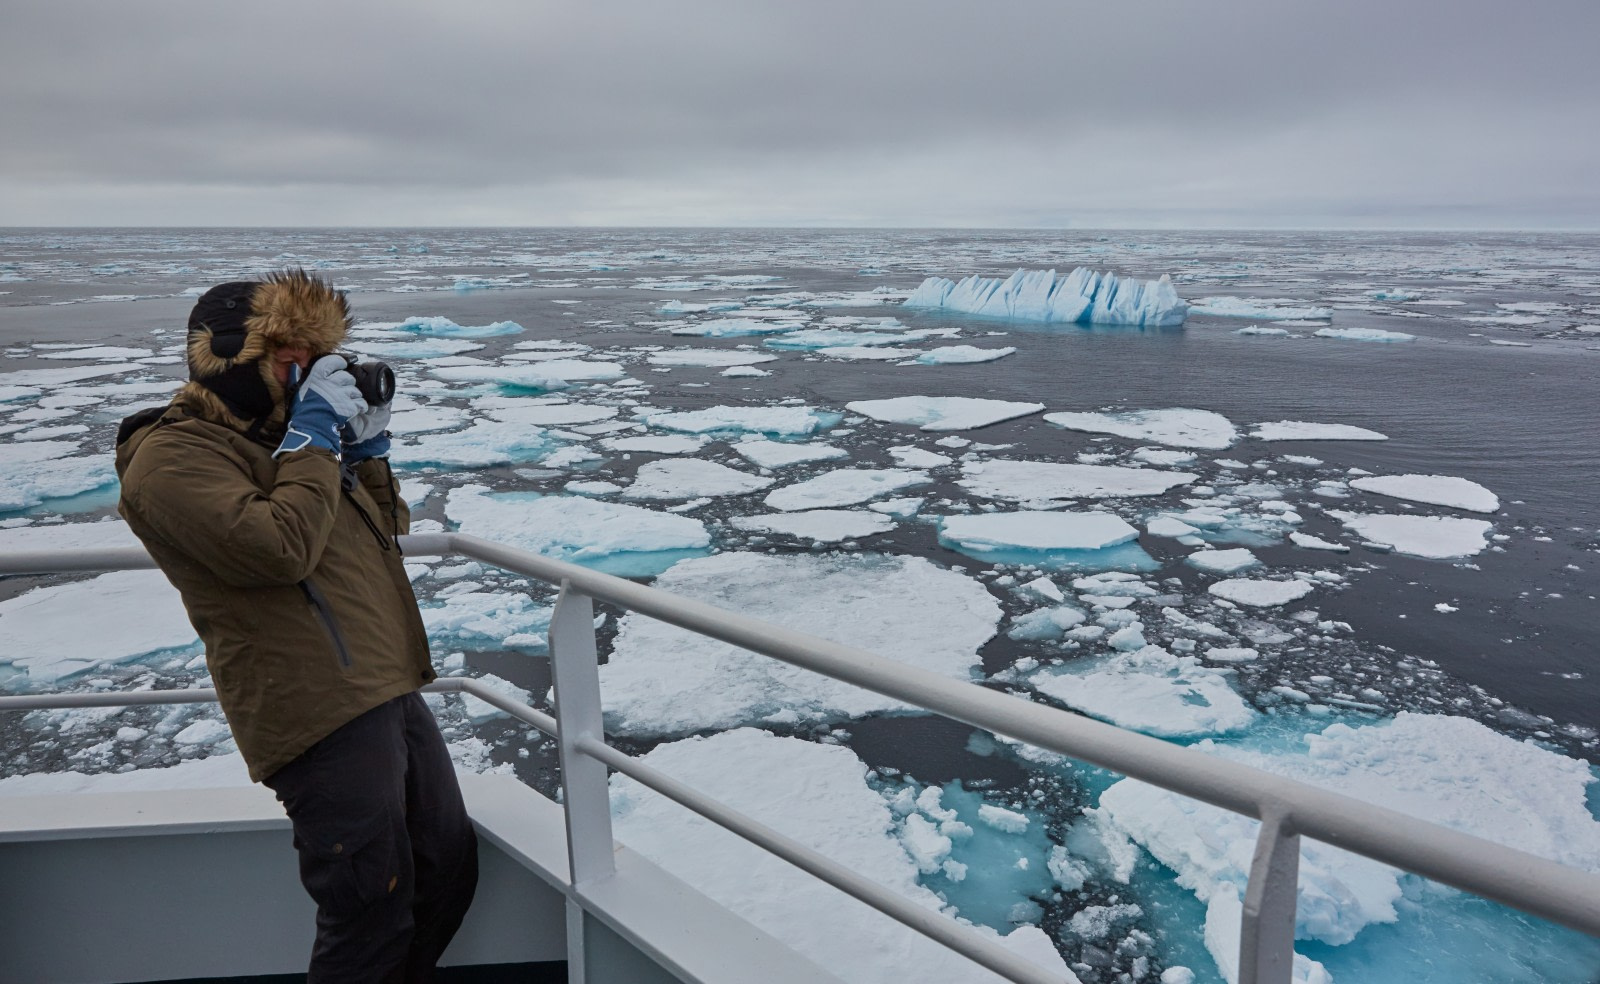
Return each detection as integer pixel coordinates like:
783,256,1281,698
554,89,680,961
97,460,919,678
1239,808,1301,984
548,578,615,984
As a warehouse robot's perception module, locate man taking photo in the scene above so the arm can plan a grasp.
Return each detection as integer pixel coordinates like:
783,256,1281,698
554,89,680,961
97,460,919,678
115,269,477,982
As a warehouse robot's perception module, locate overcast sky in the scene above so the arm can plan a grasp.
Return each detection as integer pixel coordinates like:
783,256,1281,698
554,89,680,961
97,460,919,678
3,0,1597,229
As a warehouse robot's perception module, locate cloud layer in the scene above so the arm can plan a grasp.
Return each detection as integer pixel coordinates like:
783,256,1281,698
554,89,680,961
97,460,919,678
4,0,1597,227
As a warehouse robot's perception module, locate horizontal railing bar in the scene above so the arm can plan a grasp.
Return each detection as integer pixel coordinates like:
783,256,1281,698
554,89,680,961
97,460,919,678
0,679,559,740
421,534,1600,938
5,540,1599,939
574,734,1058,984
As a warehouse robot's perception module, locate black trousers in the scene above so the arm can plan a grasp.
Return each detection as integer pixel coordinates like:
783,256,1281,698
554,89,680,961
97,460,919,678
264,692,479,983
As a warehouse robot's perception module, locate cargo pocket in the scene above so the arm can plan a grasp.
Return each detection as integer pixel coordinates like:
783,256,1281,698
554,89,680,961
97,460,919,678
293,812,402,920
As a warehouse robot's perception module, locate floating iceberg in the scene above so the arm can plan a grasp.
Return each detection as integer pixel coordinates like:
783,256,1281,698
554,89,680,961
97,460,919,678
1207,578,1314,607
904,268,1187,327
913,346,1016,365
1043,408,1238,450
847,396,1044,432
599,553,1001,735
445,485,709,576
1348,474,1498,514
1184,548,1260,574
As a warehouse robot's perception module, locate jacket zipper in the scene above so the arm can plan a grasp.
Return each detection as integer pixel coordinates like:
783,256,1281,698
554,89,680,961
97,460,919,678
299,579,353,670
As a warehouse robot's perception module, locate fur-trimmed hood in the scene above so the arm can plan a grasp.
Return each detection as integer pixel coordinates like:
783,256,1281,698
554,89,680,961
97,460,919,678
182,268,352,438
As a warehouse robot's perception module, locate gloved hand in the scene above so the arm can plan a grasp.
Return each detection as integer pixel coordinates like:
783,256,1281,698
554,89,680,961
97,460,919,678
342,392,392,463
274,355,363,460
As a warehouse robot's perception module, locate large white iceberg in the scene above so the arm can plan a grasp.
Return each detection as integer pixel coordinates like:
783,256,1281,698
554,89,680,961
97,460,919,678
599,552,1000,735
904,268,1187,327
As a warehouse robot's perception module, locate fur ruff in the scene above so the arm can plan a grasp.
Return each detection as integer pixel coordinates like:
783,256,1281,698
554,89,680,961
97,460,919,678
245,269,351,353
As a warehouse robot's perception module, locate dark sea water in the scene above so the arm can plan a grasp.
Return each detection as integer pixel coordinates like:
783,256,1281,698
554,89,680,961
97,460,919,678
1,228,1597,982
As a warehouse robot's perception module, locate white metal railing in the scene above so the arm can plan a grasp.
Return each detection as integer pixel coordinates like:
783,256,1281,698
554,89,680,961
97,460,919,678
2,534,1598,984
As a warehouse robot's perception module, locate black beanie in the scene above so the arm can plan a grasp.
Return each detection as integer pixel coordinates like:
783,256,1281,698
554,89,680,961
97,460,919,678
186,281,277,422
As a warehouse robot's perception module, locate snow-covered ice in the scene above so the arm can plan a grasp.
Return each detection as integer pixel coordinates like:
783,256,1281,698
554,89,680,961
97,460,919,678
1043,409,1239,450
445,485,709,576
846,397,1045,432
420,591,549,649
395,316,524,338
0,441,117,512
1028,645,1255,738
730,510,895,543
1207,578,1314,607
622,459,775,499
1185,548,1261,574
0,519,142,553
763,468,931,512
904,268,1187,327
1314,327,1415,343
913,346,1017,365
959,460,1197,502
389,419,557,468
1327,511,1493,559
1190,297,1333,320
609,729,1076,983
1250,421,1389,442
0,571,197,681
1348,474,1499,514
730,439,849,469
646,349,779,368
939,511,1139,552
639,405,838,437
600,434,707,455
600,553,1000,734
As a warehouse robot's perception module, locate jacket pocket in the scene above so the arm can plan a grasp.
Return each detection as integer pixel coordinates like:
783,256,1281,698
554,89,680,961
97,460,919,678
299,578,353,670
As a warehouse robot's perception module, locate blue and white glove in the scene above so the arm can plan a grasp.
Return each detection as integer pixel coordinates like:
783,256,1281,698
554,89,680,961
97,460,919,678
274,355,364,460
342,400,392,463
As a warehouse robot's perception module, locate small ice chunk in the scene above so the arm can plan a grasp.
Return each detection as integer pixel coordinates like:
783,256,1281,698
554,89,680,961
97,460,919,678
1289,532,1349,552
1314,327,1415,343
1251,421,1388,442
977,804,1030,834
1185,548,1260,574
887,445,954,468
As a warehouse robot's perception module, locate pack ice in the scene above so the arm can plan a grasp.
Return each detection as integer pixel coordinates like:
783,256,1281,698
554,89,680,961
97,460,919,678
0,441,117,512
609,729,1076,983
904,268,1187,327
445,485,710,576
1043,409,1239,450
598,553,1000,735
0,571,198,682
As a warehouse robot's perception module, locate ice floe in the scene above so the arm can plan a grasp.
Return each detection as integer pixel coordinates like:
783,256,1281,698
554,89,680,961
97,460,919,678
846,396,1044,432
1314,327,1415,343
445,485,709,576
600,553,1001,734
1184,548,1260,574
430,360,624,388
913,346,1017,365
666,317,805,338
939,512,1138,553
1027,645,1255,738
0,519,142,553
1250,421,1388,442
730,439,849,469
389,419,557,468
0,571,197,682
1044,409,1238,450
764,468,931,511
1348,474,1499,514
621,459,774,499
905,268,1187,327
609,729,1076,983
1326,512,1492,559
395,316,524,338
1189,297,1333,320
1206,578,1314,607
1100,713,1600,970
959,460,1197,502
420,590,549,649
730,509,895,543
0,441,117,513
599,434,706,454
646,349,779,368
638,405,839,437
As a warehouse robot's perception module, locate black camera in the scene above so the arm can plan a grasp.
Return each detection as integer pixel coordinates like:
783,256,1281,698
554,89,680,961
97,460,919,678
341,354,396,406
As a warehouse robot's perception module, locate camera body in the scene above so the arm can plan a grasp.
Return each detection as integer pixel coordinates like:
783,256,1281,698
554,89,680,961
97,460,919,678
340,354,396,406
